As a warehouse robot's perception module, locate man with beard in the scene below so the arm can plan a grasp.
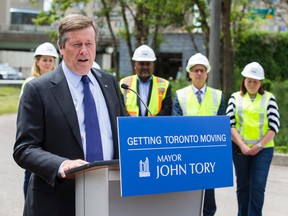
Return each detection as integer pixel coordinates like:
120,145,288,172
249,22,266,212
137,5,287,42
120,44,172,116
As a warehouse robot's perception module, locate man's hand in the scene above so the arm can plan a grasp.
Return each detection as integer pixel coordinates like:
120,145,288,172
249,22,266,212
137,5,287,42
59,159,89,178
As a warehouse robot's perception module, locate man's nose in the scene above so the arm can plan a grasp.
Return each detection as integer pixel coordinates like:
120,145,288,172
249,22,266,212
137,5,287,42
79,45,89,54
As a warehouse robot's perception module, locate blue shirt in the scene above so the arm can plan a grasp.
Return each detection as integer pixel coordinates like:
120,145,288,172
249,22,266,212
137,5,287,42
138,76,152,116
62,62,113,160
191,84,206,102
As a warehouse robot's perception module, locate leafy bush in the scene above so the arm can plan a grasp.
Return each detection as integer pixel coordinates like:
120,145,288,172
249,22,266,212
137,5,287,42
270,80,288,151
234,31,288,82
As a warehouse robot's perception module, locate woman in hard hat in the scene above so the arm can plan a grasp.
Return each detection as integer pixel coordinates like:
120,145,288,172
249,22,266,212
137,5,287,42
20,42,58,96
20,42,58,199
226,62,280,216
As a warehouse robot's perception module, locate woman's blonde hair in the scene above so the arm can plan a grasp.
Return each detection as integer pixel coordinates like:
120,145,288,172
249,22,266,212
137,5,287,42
31,56,56,77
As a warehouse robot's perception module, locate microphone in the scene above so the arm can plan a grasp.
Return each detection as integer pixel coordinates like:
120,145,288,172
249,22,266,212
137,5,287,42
121,83,154,117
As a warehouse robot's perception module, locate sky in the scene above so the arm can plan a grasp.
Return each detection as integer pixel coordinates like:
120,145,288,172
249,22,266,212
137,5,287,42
43,0,52,11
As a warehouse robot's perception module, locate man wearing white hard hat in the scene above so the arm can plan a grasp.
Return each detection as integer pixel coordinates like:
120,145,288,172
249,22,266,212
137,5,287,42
120,44,172,116
172,53,225,216
226,62,280,216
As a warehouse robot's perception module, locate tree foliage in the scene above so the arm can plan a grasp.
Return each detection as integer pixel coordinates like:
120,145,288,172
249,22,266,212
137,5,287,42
30,0,288,86
32,0,191,74
234,31,288,81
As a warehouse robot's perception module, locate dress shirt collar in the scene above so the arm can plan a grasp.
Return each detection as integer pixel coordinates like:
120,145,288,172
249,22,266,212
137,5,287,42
137,75,152,85
191,84,206,95
62,61,95,87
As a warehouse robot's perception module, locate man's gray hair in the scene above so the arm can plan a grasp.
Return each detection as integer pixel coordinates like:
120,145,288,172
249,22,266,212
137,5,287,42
57,14,99,48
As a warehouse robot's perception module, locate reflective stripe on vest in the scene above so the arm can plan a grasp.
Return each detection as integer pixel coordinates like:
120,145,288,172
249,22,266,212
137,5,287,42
234,91,274,147
176,86,222,116
120,75,169,116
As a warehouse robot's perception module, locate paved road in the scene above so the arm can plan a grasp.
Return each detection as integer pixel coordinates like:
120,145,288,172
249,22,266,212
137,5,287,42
1,114,287,216
215,165,288,216
0,114,23,215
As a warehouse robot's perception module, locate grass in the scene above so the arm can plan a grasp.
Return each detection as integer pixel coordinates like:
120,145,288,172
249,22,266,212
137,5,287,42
274,146,288,154
0,86,21,115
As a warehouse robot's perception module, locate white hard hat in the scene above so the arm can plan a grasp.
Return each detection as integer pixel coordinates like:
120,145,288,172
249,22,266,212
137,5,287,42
34,42,58,58
241,62,265,80
92,61,101,70
186,53,211,73
132,45,156,61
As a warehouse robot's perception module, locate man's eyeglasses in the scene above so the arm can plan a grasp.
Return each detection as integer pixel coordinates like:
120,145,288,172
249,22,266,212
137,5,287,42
190,69,206,73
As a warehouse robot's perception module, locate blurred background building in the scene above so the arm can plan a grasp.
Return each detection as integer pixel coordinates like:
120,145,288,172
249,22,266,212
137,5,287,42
0,0,287,79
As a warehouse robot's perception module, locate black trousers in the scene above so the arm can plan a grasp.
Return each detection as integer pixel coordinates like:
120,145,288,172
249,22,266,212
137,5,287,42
203,189,216,216
24,169,31,199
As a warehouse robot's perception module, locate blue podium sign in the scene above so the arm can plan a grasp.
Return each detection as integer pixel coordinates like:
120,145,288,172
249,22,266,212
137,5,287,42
117,116,233,197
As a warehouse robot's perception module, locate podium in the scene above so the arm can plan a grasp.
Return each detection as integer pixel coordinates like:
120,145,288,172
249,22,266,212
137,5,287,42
67,116,233,216
67,160,204,216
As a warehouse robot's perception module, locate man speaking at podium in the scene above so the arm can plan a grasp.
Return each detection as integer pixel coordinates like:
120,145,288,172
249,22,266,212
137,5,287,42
120,44,172,116
13,14,126,216
172,53,225,216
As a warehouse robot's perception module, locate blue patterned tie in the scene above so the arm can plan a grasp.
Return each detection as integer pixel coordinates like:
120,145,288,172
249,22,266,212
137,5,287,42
81,75,103,162
196,90,202,104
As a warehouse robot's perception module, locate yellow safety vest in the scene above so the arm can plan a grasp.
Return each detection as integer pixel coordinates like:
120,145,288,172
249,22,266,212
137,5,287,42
120,75,169,116
233,91,274,148
176,86,222,116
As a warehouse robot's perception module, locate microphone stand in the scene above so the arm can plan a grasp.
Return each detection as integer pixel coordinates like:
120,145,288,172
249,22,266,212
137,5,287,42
121,84,154,117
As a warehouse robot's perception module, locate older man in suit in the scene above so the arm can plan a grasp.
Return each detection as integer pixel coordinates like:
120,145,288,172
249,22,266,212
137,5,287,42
13,14,126,216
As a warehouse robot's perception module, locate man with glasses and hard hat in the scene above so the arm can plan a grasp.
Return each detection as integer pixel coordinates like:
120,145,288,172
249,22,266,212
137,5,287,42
172,53,225,216
120,44,172,116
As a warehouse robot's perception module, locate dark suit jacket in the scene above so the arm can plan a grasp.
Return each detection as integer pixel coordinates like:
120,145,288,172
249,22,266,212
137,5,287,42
13,64,126,216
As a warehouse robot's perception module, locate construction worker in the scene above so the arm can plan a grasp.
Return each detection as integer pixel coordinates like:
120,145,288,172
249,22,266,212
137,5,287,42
172,53,225,216
226,62,280,216
120,44,172,116
20,42,58,198
20,42,58,96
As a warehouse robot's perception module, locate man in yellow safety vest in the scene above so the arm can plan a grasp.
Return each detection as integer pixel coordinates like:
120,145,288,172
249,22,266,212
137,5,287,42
172,53,225,216
120,44,172,116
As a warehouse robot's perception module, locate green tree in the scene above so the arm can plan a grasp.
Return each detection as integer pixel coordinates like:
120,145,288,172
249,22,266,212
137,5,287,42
31,0,187,76
31,0,288,88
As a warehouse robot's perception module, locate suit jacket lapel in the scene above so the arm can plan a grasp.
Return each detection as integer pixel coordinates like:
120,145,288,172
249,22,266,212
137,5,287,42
50,66,83,150
92,69,119,154
92,69,114,115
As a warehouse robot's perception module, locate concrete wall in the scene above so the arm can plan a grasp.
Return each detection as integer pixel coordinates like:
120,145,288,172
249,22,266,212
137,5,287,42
10,0,43,10
272,153,288,166
0,0,10,24
0,0,44,25
0,50,34,77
